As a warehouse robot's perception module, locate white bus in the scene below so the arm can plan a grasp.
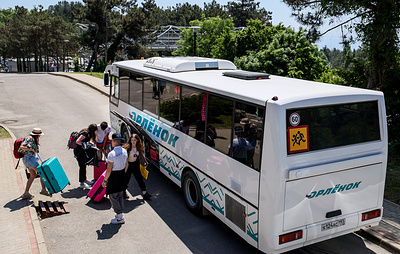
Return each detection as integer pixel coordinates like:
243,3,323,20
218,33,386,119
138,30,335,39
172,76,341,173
104,57,387,253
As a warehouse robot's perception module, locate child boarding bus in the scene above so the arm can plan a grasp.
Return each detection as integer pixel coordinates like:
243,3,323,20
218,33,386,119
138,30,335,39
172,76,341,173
104,57,387,253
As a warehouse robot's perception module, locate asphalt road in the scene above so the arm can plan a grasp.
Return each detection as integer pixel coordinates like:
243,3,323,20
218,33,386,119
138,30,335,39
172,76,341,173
0,73,392,254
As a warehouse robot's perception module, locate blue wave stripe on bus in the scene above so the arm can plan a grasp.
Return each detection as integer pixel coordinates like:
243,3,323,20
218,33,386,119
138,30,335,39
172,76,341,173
159,150,182,181
247,224,258,242
196,172,225,215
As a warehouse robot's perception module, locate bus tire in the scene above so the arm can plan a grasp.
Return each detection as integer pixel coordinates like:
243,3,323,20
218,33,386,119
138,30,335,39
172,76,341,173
183,171,203,215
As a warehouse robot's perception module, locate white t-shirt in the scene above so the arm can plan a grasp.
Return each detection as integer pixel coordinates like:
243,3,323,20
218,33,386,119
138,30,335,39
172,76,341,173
95,124,111,143
107,146,128,171
229,137,253,159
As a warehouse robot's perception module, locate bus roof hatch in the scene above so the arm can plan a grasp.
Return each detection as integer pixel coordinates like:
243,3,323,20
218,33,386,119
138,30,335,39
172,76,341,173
223,70,270,80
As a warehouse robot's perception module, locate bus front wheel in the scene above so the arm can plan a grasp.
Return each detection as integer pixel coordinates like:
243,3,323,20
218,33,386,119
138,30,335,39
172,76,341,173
183,171,203,215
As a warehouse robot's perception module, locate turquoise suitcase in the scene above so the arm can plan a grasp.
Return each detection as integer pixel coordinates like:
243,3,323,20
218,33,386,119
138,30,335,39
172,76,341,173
37,157,69,195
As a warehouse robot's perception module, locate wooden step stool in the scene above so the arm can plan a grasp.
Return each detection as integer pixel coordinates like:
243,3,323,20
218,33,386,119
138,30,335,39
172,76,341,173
38,201,69,217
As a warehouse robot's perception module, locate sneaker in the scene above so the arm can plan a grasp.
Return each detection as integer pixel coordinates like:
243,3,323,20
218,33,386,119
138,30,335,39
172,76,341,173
21,192,34,199
85,180,94,186
40,189,50,196
111,216,125,224
142,192,152,200
79,182,91,189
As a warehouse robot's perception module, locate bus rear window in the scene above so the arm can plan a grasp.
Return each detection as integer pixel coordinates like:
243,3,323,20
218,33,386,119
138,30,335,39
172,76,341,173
286,101,380,154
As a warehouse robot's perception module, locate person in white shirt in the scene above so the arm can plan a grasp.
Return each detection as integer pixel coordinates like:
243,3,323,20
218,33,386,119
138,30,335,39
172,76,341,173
95,121,111,155
102,133,128,224
228,126,253,166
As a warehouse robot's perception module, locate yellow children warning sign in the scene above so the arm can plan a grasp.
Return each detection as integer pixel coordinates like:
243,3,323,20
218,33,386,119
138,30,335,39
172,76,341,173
288,125,309,154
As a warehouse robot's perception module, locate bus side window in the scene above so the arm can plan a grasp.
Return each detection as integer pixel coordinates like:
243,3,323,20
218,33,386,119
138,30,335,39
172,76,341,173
181,87,204,141
119,69,130,103
208,94,233,154
129,72,143,110
232,102,264,170
143,77,159,117
160,81,180,125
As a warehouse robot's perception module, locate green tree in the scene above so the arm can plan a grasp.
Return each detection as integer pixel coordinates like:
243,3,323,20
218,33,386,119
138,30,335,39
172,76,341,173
235,27,329,81
77,0,128,71
47,1,81,23
235,19,286,57
122,0,159,59
161,3,203,26
226,0,272,27
203,0,227,19
0,8,15,61
173,16,235,57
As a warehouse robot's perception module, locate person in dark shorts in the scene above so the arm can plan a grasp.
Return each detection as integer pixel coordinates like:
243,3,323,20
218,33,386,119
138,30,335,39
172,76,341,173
102,133,128,224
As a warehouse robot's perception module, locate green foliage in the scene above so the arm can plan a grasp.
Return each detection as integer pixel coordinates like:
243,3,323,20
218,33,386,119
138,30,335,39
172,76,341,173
0,6,77,72
203,0,227,19
234,26,329,80
0,126,11,139
226,0,272,27
162,3,203,26
314,69,344,85
173,16,235,57
47,1,81,23
235,20,285,57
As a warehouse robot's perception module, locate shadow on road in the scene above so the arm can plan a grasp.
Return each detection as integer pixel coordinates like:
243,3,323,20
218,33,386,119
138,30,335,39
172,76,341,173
3,197,33,212
61,187,89,199
96,223,123,240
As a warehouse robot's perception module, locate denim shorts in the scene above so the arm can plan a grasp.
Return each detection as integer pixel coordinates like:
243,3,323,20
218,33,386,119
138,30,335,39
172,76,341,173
23,155,39,169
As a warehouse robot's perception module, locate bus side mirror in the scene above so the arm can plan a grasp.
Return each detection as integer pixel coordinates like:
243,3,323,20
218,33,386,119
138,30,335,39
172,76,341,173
104,71,109,86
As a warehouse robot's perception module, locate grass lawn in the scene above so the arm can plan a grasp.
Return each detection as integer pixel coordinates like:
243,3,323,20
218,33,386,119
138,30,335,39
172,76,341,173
74,72,104,79
0,126,11,138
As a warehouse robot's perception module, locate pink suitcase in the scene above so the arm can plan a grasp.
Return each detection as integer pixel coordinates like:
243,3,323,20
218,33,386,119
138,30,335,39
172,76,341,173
87,171,106,202
94,161,107,180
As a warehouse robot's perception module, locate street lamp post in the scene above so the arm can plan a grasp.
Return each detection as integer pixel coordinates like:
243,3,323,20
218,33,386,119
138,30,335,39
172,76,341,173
189,26,200,56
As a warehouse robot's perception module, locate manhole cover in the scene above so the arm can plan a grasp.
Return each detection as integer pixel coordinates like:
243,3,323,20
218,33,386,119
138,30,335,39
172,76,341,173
1,120,17,124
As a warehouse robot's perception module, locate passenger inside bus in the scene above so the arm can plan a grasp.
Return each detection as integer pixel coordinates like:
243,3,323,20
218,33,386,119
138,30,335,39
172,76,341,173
228,126,253,165
195,120,215,147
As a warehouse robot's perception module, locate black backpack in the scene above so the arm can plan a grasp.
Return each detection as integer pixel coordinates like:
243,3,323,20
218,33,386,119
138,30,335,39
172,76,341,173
67,131,79,149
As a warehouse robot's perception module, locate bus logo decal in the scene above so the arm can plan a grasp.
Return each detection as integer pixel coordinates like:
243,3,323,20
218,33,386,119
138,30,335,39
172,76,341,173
306,181,362,199
288,125,309,153
129,111,180,148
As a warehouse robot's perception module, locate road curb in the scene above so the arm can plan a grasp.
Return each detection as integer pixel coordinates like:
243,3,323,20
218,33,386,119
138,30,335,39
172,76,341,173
47,72,108,96
358,227,400,254
0,124,48,254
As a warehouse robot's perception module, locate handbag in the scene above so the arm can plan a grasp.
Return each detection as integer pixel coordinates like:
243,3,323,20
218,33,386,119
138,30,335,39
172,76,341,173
140,165,149,179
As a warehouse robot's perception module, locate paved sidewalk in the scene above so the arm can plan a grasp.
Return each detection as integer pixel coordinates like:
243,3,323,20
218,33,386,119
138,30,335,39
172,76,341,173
2,72,400,253
0,125,46,254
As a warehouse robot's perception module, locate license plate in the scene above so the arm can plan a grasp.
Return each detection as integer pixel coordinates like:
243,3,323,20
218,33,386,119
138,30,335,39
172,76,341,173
321,218,346,231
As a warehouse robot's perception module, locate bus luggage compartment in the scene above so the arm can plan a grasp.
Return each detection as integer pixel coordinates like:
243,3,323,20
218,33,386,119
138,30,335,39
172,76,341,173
283,162,384,232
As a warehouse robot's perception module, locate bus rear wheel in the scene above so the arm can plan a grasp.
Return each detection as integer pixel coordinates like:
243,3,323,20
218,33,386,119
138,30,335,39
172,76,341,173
183,171,202,215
